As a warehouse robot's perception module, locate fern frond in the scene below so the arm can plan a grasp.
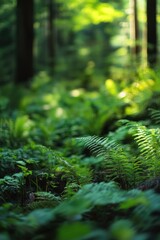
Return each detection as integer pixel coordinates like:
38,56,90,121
120,119,160,160
76,136,118,157
134,126,156,158
149,108,160,124
34,191,61,202
130,123,160,178
76,136,142,188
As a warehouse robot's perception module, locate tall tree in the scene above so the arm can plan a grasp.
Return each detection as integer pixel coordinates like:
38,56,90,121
146,0,157,66
15,0,34,84
48,0,55,70
130,0,140,56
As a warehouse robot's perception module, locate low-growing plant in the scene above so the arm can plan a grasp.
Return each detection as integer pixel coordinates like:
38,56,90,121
0,143,92,205
1,182,160,239
77,109,160,189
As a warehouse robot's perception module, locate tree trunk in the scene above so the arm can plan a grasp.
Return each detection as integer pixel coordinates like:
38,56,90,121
146,0,157,66
15,0,34,84
130,0,140,56
47,0,56,73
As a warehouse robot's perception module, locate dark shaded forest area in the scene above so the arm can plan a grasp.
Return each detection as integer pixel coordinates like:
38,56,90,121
1,0,160,239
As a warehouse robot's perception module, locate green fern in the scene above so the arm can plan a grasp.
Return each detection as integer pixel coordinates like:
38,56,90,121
149,108,160,124
34,191,61,201
0,116,33,147
133,126,160,178
27,191,61,210
121,119,160,179
134,126,159,159
77,136,142,188
76,135,118,156
77,113,160,188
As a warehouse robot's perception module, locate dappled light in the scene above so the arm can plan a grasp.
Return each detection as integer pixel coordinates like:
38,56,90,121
70,88,84,97
72,3,123,30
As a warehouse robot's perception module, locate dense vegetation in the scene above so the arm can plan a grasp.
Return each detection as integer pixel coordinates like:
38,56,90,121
1,0,160,240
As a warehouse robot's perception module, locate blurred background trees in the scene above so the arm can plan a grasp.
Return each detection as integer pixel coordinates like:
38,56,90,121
0,0,159,85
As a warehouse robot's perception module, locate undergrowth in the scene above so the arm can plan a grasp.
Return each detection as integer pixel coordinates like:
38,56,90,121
77,111,160,189
1,69,160,239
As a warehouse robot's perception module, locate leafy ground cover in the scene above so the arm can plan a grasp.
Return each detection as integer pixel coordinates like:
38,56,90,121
1,68,160,239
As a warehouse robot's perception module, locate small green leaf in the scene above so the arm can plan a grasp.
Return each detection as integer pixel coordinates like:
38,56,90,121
57,222,92,240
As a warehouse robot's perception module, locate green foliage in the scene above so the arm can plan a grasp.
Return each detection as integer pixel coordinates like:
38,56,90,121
1,0,160,239
123,118,160,179
1,85,160,239
77,111,160,187
1,64,160,238
56,222,92,240
61,0,123,31
0,117,34,147
77,135,143,188
0,143,91,204
1,182,160,239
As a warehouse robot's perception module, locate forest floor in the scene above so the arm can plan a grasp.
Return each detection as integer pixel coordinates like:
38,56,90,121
1,69,160,240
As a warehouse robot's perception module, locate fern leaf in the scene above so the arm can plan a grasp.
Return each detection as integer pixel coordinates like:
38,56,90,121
76,136,118,157
76,136,142,188
149,108,160,124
